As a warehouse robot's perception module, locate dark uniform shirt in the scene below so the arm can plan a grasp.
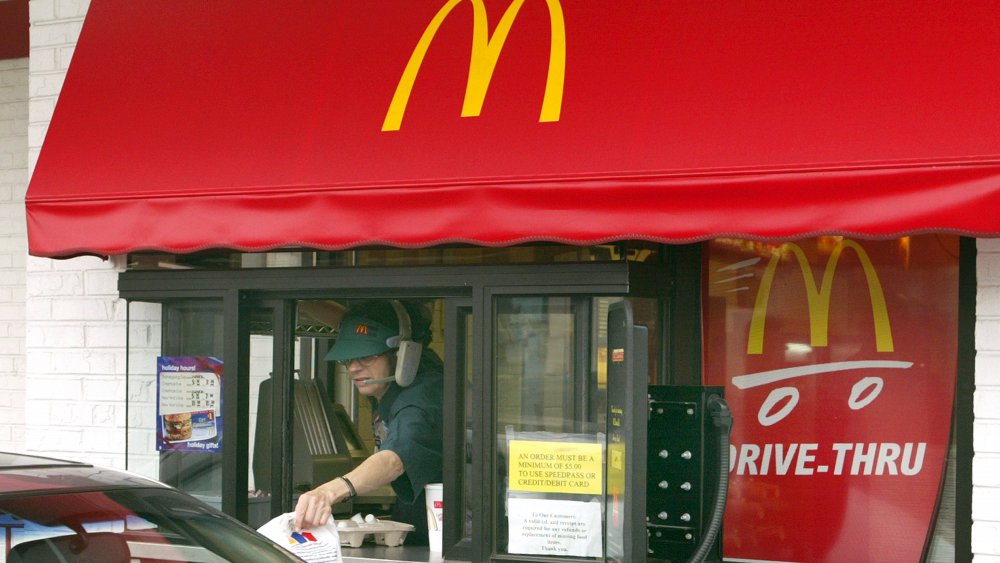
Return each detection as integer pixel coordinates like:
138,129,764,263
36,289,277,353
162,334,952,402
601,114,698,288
376,368,443,541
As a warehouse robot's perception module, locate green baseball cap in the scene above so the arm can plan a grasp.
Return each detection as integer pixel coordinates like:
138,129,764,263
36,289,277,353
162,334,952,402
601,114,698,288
324,314,400,362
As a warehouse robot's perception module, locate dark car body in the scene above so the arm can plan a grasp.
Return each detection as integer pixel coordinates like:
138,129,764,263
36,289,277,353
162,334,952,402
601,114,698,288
0,452,303,562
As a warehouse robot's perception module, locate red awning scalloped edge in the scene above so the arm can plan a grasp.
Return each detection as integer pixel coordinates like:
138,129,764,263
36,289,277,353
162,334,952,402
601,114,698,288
27,161,1000,258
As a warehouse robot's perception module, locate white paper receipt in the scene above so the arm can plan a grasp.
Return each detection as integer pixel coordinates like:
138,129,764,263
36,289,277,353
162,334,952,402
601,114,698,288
257,512,344,563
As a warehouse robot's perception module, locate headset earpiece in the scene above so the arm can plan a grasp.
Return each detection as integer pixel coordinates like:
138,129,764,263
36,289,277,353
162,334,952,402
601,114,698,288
390,300,422,387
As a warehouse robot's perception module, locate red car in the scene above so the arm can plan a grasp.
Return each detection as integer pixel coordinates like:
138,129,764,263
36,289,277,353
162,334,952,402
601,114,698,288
0,451,303,563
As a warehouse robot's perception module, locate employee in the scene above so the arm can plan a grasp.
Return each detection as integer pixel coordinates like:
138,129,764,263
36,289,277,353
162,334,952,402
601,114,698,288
293,299,443,544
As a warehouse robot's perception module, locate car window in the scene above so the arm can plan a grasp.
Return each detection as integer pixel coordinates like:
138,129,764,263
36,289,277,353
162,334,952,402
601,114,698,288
0,488,302,562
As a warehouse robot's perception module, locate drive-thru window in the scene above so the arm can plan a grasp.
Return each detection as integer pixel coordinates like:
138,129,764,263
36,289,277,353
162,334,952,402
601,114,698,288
119,246,696,562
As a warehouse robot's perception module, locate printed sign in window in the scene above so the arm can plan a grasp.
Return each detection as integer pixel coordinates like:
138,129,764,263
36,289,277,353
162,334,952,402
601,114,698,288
156,356,223,453
508,440,603,495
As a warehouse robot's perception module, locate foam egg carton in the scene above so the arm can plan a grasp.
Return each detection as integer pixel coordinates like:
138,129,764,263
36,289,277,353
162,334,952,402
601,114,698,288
336,513,416,547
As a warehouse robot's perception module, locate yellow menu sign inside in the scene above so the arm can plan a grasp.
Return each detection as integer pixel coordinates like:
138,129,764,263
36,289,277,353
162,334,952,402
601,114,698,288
508,440,603,495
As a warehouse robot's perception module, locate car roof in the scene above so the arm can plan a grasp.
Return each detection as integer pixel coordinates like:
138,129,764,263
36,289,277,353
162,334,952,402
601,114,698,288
0,451,90,469
0,451,166,495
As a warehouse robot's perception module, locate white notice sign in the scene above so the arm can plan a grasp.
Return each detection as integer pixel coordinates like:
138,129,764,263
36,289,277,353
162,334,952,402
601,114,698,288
507,498,602,557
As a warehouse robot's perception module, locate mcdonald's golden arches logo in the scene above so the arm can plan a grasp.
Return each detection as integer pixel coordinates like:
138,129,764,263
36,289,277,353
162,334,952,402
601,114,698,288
747,240,894,355
382,0,566,131
355,324,370,335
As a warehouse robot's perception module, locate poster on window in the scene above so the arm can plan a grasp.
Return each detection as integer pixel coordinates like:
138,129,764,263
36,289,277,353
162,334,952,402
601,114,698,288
156,356,223,453
703,236,958,562
504,432,604,558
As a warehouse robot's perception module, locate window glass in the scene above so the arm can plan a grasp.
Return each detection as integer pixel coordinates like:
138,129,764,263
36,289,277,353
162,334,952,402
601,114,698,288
126,300,225,510
126,243,660,271
703,235,959,562
126,301,165,481
494,296,606,560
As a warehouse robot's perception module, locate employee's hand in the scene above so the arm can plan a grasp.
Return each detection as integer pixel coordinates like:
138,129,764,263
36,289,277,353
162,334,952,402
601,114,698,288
293,487,337,532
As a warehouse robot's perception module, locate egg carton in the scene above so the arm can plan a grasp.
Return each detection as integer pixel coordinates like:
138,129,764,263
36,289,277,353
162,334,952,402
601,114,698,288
336,513,416,547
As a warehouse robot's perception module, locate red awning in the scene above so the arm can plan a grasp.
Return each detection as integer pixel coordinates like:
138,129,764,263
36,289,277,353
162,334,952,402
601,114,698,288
26,1,1000,257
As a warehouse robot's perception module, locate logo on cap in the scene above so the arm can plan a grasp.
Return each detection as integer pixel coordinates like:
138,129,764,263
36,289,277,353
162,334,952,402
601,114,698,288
356,324,369,335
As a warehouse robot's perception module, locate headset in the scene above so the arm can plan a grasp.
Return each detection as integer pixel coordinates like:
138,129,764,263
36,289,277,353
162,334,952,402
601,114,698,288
361,300,423,387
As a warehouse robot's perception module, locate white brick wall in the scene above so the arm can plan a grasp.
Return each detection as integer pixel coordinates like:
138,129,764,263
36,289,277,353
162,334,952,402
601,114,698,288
976,239,1000,561
0,57,28,453
26,0,128,469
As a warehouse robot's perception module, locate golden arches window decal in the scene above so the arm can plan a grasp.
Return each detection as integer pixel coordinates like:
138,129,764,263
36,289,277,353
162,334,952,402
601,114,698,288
747,240,895,355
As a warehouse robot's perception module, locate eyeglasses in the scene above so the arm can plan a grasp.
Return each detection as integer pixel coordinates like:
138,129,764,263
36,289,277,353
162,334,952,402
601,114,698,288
336,353,385,368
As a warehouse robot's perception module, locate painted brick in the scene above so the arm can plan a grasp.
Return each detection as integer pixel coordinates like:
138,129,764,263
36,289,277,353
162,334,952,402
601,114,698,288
81,427,125,454
56,0,90,19
128,302,164,321
976,388,1000,420
57,46,76,71
48,402,91,426
84,269,119,295
0,236,27,253
0,270,20,285
51,255,107,271
0,407,22,424
27,272,84,296
127,404,158,429
978,318,1000,352
0,337,23,355
127,377,158,403
974,420,1000,454
28,48,58,73
27,97,57,124
28,428,85,452
26,324,85,347
92,403,124,427
0,391,23,409
980,287,1000,316
26,122,47,148
26,375,81,399
980,353,1000,386
85,324,125,348
26,256,53,272
974,455,1000,487
29,0,57,23
49,298,123,321
23,402,51,426
82,377,125,401
973,487,1000,521
0,86,25,105
39,350,118,376
128,322,161,348
26,147,38,173
24,298,51,320
30,20,87,49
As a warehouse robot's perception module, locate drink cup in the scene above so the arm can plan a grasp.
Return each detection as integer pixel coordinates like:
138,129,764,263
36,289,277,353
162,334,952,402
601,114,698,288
424,483,443,552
